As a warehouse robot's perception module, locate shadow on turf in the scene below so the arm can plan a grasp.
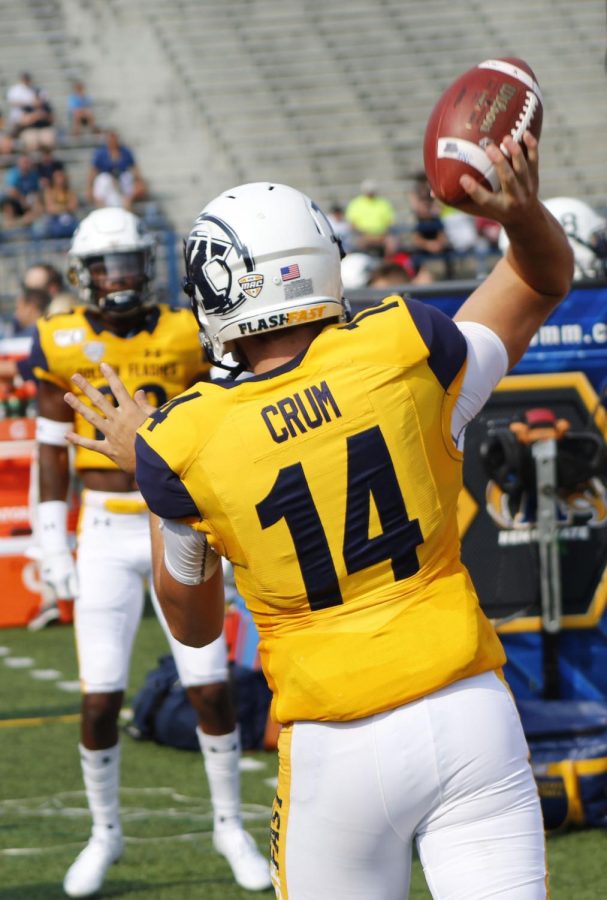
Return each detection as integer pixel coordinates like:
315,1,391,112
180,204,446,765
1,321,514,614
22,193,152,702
0,875,240,899
0,703,81,721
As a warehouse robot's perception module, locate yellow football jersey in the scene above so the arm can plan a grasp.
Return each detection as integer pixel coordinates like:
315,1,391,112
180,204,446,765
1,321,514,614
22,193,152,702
136,296,506,723
30,304,208,470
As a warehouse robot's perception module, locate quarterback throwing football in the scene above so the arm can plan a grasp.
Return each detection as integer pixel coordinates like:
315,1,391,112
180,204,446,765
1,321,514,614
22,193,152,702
67,134,572,898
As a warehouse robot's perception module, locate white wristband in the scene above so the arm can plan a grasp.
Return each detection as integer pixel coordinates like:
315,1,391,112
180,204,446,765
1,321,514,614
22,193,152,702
161,518,220,585
38,500,70,552
36,417,71,447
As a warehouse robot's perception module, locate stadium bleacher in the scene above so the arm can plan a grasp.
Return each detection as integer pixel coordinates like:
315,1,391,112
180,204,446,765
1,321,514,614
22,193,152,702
0,0,606,306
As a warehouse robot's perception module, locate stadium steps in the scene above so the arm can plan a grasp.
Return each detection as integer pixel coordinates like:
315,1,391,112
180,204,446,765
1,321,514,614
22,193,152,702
0,0,606,237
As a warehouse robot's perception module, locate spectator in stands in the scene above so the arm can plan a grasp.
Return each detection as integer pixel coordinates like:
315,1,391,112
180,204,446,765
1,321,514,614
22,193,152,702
0,263,72,359
440,207,479,256
368,257,434,288
18,89,56,152
0,109,15,155
0,283,51,377
326,202,354,254
36,149,65,190
24,261,70,304
0,154,42,227
7,72,56,152
67,80,97,137
91,171,128,210
475,215,502,253
12,285,50,338
406,170,451,277
345,179,397,257
33,169,80,240
462,215,503,279
0,263,73,376
366,260,412,289
6,72,38,136
87,129,147,210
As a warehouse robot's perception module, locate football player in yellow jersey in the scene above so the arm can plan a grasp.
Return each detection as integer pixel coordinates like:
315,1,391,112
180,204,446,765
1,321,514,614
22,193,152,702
30,208,271,897
66,134,573,899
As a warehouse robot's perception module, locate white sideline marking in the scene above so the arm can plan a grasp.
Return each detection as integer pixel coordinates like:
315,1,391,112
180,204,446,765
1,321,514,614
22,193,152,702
57,680,81,692
264,777,278,789
2,645,79,698
239,757,267,772
30,669,62,680
1,828,270,855
3,657,34,668
0,788,272,856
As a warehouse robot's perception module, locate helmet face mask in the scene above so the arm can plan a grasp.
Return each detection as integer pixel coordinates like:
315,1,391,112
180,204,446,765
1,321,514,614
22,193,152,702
183,182,347,367
499,197,607,280
69,208,156,317
543,197,607,279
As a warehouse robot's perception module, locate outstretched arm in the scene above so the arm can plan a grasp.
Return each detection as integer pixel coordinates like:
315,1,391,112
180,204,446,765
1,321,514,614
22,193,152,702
64,362,154,473
452,132,574,367
64,366,225,647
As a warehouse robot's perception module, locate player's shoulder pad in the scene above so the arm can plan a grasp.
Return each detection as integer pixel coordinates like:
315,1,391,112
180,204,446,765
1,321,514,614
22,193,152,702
334,294,466,388
36,304,88,341
403,296,467,389
333,294,427,365
139,384,206,458
44,307,76,321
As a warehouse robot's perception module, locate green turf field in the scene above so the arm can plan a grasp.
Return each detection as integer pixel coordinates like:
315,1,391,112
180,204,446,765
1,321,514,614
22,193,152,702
0,610,605,899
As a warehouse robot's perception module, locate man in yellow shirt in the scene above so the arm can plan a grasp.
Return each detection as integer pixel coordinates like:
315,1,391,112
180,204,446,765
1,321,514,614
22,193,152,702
345,178,396,255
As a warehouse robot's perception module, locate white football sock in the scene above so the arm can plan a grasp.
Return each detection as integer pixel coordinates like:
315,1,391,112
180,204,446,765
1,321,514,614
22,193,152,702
79,742,122,842
197,726,242,832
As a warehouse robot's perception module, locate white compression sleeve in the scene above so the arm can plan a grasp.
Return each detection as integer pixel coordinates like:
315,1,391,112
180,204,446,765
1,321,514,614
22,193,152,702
161,518,220,585
452,321,509,450
38,500,70,551
36,416,71,446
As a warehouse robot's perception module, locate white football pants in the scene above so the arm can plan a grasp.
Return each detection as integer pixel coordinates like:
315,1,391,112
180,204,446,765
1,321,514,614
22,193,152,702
75,490,228,693
272,672,546,900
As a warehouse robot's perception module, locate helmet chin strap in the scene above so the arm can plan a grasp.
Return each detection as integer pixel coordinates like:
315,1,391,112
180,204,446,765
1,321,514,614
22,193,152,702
199,332,247,380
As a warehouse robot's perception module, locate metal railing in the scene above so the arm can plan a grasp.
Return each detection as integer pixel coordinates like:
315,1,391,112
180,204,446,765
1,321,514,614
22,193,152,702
0,228,185,319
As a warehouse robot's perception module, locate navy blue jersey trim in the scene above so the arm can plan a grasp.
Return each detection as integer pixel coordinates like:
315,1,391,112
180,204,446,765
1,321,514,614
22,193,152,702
135,435,199,519
16,356,34,382
28,327,50,379
211,348,309,389
341,300,399,330
404,296,467,390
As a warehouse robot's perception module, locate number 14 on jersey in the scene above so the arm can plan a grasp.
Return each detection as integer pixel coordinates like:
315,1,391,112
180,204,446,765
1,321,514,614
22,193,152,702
256,426,424,610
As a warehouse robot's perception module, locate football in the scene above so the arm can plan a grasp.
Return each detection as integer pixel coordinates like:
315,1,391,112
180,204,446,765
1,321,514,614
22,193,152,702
423,58,543,206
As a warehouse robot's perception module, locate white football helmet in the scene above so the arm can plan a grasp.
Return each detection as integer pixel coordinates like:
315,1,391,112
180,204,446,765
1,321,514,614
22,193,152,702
543,197,607,279
183,182,346,367
68,207,156,316
498,196,607,280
